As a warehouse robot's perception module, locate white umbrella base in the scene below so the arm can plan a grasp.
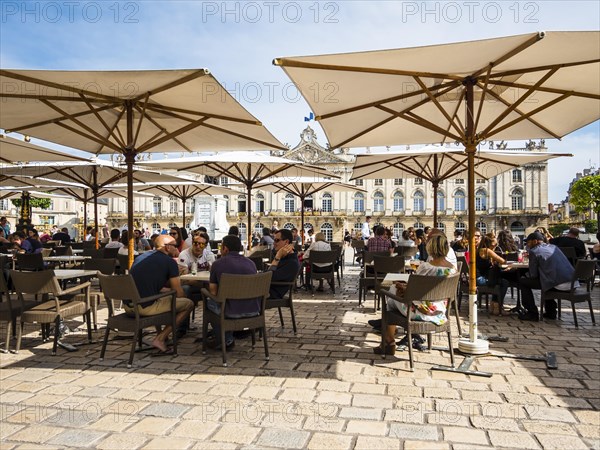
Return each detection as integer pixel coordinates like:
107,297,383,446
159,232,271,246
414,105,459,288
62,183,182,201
457,338,489,355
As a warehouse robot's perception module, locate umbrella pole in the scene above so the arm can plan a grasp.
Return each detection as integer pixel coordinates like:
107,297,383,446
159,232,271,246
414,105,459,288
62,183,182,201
432,182,438,227
93,167,99,250
125,101,135,269
458,79,488,355
82,190,88,242
181,196,186,230
300,195,305,245
247,185,252,251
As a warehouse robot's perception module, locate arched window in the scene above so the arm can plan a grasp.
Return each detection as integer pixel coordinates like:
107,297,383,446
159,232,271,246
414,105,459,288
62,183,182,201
511,188,523,210
283,222,295,230
436,222,446,233
454,189,466,212
169,196,178,214
393,191,404,212
476,221,487,235
151,222,161,233
238,222,247,242
455,222,467,233
168,221,177,228
254,222,263,234
475,189,487,212
320,222,333,241
152,196,162,215
413,190,425,212
512,169,522,182
437,191,445,211
303,222,314,233
354,221,362,233
393,223,404,240
284,194,295,212
237,195,246,213
255,193,265,213
373,191,384,212
322,193,333,212
414,222,424,230
354,193,364,212
304,194,313,210
510,221,525,234
185,199,194,214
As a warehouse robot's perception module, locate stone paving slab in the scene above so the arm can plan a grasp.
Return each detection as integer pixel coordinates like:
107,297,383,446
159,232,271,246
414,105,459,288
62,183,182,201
1,254,599,449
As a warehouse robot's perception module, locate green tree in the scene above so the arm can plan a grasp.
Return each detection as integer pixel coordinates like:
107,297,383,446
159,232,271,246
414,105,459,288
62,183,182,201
569,175,600,229
584,219,598,234
11,198,52,210
549,223,570,237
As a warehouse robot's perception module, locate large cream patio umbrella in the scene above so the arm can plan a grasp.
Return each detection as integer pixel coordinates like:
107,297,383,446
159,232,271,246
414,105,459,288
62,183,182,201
351,145,571,224
254,177,366,244
139,152,339,249
0,135,89,164
1,159,193,249
0,69,285,264
113,181,241,229
275,31,600,355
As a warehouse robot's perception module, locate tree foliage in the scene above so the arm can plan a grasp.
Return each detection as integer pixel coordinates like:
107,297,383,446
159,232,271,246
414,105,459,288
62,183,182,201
549,223,570,237
11,198,52,210
570,175,600,214
584,219,598,234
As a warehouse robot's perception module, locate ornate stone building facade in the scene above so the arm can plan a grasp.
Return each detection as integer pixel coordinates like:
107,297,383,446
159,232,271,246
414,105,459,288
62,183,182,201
222,126,551,242
99,126,551,242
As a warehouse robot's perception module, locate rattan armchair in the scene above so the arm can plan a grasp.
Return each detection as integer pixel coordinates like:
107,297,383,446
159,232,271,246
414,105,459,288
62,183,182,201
98,274,178,368
201,272,272,367
307,250,339,294
379,273,460,371
267,265,303,333
10,270,92,355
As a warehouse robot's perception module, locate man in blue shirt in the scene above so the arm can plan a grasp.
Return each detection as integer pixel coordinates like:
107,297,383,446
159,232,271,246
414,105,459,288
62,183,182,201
519,231,576,321
128,234,193,353
0,217,10,237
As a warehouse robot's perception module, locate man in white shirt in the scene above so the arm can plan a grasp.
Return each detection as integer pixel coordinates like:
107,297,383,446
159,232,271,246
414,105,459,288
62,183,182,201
179,232,216,301
105,229,124,249
361,216,372,241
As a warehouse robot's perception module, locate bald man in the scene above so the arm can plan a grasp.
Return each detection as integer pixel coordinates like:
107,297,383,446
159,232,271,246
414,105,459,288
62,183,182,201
127,234,194,353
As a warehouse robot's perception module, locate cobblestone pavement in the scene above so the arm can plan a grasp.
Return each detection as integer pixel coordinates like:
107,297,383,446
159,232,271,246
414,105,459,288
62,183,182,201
1,254,599,449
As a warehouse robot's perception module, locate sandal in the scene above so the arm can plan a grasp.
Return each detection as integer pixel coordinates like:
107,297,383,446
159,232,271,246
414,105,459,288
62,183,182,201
373,343,396,356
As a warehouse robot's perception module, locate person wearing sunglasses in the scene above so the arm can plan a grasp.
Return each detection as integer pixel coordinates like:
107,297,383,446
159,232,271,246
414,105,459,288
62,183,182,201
268,229,300,299
169,226,187,252
127,234,194,353
178,232,215,273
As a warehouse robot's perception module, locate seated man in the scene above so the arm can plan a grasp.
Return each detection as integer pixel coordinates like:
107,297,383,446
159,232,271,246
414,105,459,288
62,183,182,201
518,231,577,321
366,226,394,255
10,232,33,254
303,232,333,292
549,227,587,259
128,234,194,352
52,227,71,245
105,228,124,249
268,228,300,299
179,232,215,300
134,229,151,252
207,235,258,349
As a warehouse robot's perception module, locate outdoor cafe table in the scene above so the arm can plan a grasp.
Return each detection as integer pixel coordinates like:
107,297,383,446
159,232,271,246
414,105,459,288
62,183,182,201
44,255,90,268
501,262,529,270
53,269,98,280
180,271,210,283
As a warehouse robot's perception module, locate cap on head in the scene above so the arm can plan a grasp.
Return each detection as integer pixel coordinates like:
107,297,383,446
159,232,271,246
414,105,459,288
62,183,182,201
526,231,545,242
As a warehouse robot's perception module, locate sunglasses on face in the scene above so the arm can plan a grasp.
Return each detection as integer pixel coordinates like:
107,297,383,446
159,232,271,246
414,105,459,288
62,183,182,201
169,232,178,236
193,241,206,247
274,238,282,243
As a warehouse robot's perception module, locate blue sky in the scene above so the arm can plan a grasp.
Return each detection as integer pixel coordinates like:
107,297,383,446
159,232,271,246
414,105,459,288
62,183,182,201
1,0,599,203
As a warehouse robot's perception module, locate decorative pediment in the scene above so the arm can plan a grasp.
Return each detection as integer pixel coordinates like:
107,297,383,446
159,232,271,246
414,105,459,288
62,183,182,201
284,126,351,165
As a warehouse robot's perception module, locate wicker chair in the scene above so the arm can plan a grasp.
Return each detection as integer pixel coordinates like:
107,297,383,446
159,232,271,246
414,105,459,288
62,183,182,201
558,246,578,267
379,273,460,371
15,253,45,271
358,251,391,306
0,271,38,352
248,248,271,272
98,274,178,368
82,248,103,259
10,270,92,355
52,246,69,257
307,250,339,294
83,259,117,329
201,272,272,367
266,265,303,333
102,247,120,259
373,256,407,311
351,239,365,265
541,259,597,327
395,246,418,259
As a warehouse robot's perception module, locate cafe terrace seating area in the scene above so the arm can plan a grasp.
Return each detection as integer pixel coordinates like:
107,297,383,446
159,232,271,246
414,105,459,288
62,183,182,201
0,248,598,449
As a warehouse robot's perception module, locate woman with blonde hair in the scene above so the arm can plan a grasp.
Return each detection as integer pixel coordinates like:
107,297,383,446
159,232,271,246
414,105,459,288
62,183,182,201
374,233,456,355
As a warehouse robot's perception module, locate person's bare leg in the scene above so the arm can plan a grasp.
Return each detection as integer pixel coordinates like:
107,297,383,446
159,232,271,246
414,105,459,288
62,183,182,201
385,325,396,345
152,305,193,351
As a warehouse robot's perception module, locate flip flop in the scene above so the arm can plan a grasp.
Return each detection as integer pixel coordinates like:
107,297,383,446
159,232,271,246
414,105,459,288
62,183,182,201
151,347,175,356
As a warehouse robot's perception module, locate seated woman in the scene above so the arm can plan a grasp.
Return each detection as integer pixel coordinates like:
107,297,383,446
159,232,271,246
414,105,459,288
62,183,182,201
476,235,508,316
497,229,519,254
303,232,333,291
397,230,415,247
374,233,456,356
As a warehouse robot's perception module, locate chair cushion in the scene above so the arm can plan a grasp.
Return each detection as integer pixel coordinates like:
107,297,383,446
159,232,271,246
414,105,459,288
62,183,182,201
22,300,88,323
